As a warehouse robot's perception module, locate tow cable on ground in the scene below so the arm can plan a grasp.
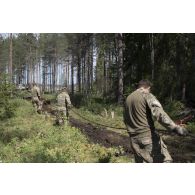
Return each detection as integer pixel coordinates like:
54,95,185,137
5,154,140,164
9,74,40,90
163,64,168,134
71,108,126,130
70,108,195,139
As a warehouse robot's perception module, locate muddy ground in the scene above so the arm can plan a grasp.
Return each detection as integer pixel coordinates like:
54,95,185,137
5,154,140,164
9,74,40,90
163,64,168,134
42,102,195,163
69,117,195,163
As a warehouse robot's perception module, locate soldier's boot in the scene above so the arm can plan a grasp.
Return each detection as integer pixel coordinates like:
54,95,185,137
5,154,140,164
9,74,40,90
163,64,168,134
32,102,37,112
36,101,43,114
37,105,42,114
57,118,64,126
37,109,42,114
62,116,68,126
160,138,173,163
55,113,64,125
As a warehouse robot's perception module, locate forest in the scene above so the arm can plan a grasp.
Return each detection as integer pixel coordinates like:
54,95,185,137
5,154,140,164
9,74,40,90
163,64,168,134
1,33,195,163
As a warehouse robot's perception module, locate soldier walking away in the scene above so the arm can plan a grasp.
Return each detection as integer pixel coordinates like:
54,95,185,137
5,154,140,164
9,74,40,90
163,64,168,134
56,87,72,126
31,83,42,114
124,79,188,163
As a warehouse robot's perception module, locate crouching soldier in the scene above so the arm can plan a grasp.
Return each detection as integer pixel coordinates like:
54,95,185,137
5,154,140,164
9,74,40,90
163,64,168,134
56,87,72,126
31,83,42,113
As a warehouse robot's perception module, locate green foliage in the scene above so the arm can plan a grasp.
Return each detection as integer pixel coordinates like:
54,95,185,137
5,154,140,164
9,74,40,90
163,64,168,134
186,122,195,134
71,106,126,135
0,98,131,163
0,74,17,119
72,94,124,117
0,74,14,98
83,98,105,114
42,93,57,101
14,88,31,99
71,94,102,114
164,100,185,119
3,100,18,119
123,85,135,99
71,93,85,108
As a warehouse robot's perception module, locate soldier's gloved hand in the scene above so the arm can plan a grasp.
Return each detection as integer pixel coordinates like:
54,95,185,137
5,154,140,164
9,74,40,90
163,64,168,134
173,125,188,136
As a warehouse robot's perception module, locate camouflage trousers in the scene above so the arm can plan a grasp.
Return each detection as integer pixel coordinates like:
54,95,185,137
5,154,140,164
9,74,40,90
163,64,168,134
129,131,173,163
32,97,42,113
55,107,69,126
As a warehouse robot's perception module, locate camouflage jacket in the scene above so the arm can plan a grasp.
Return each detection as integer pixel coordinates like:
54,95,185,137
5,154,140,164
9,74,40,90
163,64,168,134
57,91,71,108
124,88,176,135
31,86,41,99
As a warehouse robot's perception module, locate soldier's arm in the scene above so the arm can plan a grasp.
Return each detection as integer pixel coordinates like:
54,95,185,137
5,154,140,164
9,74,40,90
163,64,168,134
145,93,177,130
65,94,72,107
36,87,41,98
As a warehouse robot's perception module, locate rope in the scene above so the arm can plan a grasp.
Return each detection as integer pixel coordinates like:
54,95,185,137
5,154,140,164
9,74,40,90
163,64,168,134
71,108,126,130
70,108,195,139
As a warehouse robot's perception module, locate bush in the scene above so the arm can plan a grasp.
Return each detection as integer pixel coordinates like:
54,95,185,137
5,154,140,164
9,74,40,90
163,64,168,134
0,95,131,163
14,89,31,99
123,85,136,99
70,93,85,108
0,125,127,163
3,100,17,118
164,100,185,119
186,122,195,134
42,93,57,103
0,74,17,120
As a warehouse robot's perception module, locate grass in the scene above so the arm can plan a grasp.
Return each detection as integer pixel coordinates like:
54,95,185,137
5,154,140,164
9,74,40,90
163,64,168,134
0,98,132,163
70,98,195,136
2,95,191,163
70,107,127,135
42,93,57,102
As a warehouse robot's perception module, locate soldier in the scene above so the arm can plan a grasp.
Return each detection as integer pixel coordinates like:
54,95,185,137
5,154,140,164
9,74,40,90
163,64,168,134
56,87,72,125
31,83,42,113
124,79,188,163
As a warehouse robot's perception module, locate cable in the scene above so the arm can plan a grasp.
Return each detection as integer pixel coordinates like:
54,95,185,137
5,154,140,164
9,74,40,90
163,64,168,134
71,108,126,130
71,108,195,138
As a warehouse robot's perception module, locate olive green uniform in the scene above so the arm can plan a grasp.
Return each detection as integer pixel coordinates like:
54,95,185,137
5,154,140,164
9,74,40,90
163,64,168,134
31,85,42,112
124,88,176,163
56,91,71,125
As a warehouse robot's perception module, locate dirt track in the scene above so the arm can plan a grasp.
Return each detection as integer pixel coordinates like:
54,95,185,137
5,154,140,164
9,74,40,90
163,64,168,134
42,103,195,163
69,117,195,163
69,117,132,152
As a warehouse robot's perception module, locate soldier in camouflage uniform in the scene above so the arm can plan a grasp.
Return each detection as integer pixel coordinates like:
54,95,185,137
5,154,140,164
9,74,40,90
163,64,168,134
31,83,42,113
124,80,188,163
56,87,72,125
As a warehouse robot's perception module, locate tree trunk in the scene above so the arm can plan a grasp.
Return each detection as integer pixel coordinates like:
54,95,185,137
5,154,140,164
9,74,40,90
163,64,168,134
49,65,51,91
83,53,86,94
116,33,124,104
9,33,13,83
67,57,70,89
71,54,74,94
77,55,81,93
150,34,155,81
66,62,68,87
29,45,33,84
42,63,46,92
182,83,186,101
90,43,93,91
53,62,56,92
38,58,41,88
87,49,91,94
103,52,107,97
